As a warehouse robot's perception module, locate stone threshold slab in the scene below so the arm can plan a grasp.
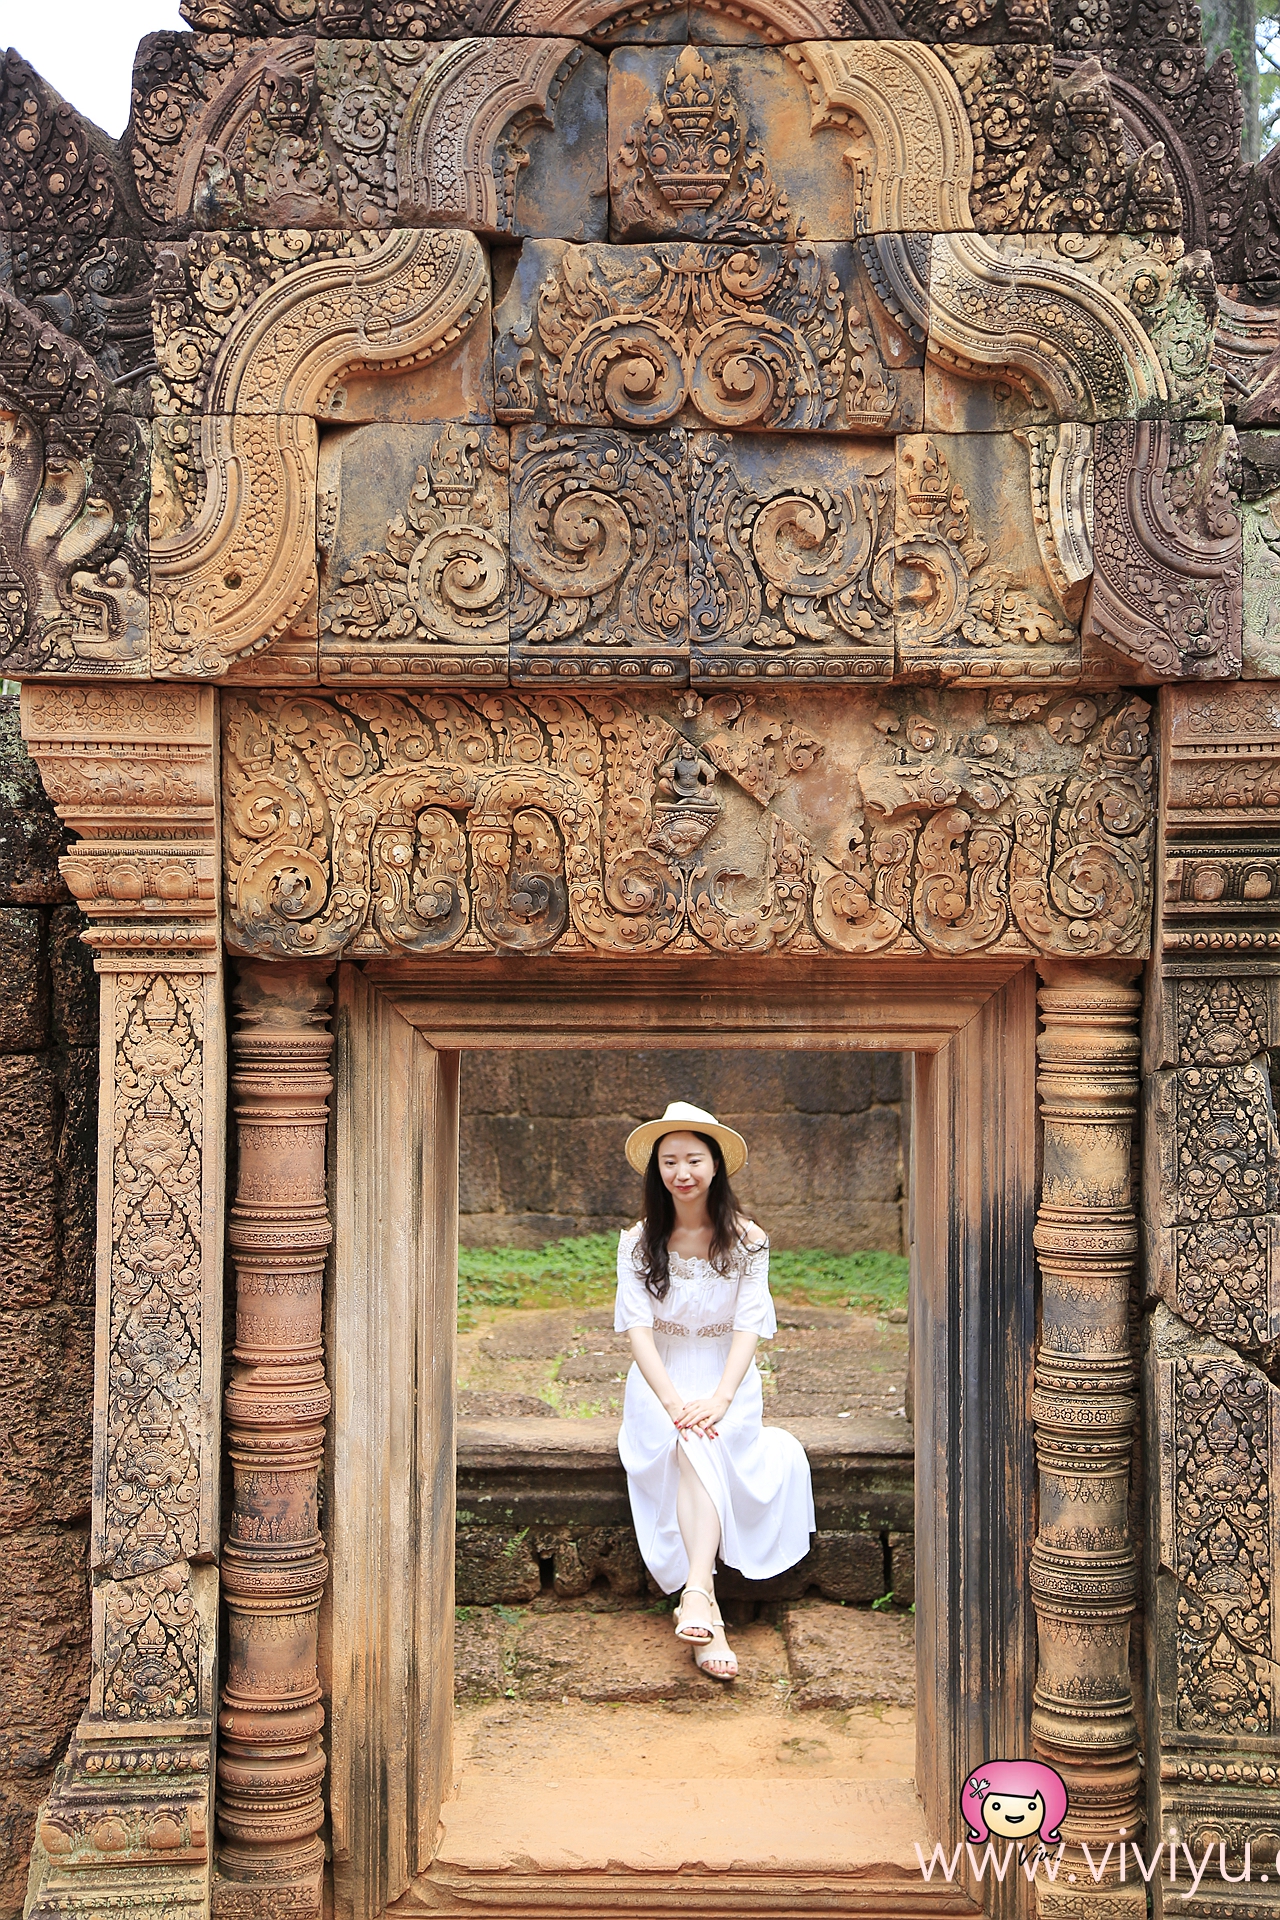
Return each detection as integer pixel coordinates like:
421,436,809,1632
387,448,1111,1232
395,1778,977,1918
456,1414,916,1561
457,1414,914,1468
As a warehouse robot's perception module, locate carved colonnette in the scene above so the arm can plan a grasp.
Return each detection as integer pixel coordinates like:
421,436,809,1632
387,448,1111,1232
16,683,223,1920
216,961,335,1916
1142,683,1280,1917
1031,962,1144,1916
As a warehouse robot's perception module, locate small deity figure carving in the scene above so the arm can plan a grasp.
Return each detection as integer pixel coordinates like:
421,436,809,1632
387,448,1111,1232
657,743,718,803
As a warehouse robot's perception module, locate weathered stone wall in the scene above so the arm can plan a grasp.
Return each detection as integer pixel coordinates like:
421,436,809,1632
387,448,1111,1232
459,1051,908,1252
0,696,97,1918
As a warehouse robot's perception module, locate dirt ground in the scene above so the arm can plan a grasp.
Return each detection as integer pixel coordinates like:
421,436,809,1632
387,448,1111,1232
454,1600,916,1785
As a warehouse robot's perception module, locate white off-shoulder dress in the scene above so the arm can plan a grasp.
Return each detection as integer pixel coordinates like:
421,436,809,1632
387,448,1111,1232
614,1222,815,1595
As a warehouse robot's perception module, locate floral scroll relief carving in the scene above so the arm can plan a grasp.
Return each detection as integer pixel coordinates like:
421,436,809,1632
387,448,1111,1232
319,423,510,679
688,433,896,680
222,688,1153,964
815,692,1152,958
509,425,687,681
149,226,490,677
103,973,208,1583
894,436,1078,678
1164,1346,1278,1739
1149,977,1280,1353
494,240,854,435
100,1563,205,1725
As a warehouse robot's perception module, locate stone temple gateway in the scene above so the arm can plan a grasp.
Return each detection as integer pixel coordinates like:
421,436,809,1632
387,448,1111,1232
4,0,1280,1909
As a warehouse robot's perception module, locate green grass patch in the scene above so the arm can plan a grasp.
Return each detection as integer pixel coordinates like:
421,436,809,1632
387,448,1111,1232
457,1233,908,1328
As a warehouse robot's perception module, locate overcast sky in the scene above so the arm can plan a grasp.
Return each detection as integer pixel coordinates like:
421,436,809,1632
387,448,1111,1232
4,1,186,137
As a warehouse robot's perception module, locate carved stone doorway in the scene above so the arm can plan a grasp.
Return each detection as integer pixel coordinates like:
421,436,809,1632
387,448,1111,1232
326,954,1044,1918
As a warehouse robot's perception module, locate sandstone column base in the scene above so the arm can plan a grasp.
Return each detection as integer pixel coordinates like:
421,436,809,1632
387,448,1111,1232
22,1721,212,1920
211,1864,324,1919
1038,1885,1148,1917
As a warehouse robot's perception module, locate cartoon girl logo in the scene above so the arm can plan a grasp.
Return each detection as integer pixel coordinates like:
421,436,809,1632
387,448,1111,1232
963,1759,1068,1850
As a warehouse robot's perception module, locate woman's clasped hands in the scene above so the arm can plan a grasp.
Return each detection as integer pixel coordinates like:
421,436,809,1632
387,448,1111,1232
666,1393,731,1439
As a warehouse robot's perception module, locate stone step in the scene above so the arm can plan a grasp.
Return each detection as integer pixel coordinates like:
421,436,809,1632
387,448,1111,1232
394,1778,978,1918
455,1598,917,1709
457,1415,915,1608
457,1413,913,1531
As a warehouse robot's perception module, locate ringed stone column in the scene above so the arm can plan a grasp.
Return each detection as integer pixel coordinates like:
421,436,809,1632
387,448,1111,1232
1031,961,1144,1914
215,962,335,1916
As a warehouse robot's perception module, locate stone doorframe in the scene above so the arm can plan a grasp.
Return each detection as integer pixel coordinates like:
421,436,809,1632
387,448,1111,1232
325,952,1134,1920
15,682,1150,1920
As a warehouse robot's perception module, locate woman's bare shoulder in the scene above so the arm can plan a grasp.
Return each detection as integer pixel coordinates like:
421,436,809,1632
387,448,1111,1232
619,1221,642,1242
737,1218,768,1252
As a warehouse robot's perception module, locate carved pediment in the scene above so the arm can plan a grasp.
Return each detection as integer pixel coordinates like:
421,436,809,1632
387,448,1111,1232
0,12,1255,693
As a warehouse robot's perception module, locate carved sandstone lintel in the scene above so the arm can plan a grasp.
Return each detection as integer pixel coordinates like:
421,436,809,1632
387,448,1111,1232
215,961,334,1914
17,681,223,1920
1032,961,1144,1909
221,686,1153,963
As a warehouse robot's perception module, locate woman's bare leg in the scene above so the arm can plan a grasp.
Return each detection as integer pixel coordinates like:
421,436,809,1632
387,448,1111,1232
676,1447,736,1676
677,1445,721,1598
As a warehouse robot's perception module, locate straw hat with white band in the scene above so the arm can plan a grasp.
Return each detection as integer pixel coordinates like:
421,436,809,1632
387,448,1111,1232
623,1101,748,1176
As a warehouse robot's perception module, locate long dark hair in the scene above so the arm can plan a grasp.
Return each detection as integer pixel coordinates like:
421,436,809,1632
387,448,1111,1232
635,1131,751,1301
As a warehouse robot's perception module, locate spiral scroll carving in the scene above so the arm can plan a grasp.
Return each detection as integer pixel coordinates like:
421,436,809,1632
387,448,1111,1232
222,687,1153,965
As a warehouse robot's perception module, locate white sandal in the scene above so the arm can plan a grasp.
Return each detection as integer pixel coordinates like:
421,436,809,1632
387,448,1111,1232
673,1585,716,1644
693,1604,739,1682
